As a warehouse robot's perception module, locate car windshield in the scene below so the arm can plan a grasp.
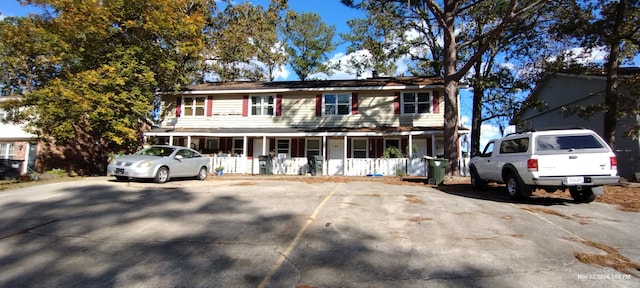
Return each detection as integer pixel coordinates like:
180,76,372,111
135,146,176,157
536,135,605,151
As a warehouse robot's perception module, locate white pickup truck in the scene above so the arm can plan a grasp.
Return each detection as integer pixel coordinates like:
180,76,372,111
468,129,619,203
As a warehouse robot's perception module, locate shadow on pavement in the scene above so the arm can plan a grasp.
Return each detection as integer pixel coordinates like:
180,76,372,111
402,178,574,206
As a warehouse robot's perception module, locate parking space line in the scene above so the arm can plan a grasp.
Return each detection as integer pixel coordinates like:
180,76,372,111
258,183,340,288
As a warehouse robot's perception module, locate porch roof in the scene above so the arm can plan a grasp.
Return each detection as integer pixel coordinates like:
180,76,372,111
146,126,469,137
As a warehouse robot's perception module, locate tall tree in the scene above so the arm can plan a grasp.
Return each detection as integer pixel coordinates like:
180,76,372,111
343,0,548,175
0,0,214,175
461,1,551,156
553,0,640,149
207,1,287,81
280,11,338,81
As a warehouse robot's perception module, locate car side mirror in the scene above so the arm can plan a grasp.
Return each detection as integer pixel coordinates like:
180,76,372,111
175,155,183,160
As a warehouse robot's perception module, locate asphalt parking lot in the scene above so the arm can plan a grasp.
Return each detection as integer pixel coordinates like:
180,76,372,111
0,176,638,287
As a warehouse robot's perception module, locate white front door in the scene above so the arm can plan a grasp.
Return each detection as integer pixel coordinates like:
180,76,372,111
328,139,344,175
252,138,269,174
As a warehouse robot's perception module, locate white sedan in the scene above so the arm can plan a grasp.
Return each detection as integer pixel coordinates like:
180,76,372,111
107,145,210,183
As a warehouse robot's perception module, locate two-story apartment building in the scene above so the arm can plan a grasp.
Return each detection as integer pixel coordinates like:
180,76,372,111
146,77,465,176
0,96,38,179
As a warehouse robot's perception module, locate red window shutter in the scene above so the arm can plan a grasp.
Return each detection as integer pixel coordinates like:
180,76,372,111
175,97,182,117
394,92,400,114
242,95,249,117
276,94,283,116
315,94,322,116
433,90,440,113
206,96,213,117
352,93,359,115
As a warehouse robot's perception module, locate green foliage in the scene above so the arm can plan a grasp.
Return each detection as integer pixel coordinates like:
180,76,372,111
280,10,338,81
45,168,68,178
207,2,286,81
0,0,214,175
381,146,403,159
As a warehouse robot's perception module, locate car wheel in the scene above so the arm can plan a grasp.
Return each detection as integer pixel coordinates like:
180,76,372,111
195,166,208,181
115,176,128,181
154,167,170,184
470,168,485,190
505,172,527,200
569,187,596,203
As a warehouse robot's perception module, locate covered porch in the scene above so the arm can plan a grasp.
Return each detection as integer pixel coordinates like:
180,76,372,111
144,127,463,176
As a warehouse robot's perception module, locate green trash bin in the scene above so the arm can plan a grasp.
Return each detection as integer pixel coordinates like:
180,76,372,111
258,155,272,175
426,158,448,185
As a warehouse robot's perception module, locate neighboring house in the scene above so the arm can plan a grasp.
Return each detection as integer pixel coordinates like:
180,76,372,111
0,96,38,178
147,77,468,176
515,69,640,181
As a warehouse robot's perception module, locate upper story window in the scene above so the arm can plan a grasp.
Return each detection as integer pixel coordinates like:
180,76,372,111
251,95,274,116
402,92,431,114
182,96,206,117
324,93,351,116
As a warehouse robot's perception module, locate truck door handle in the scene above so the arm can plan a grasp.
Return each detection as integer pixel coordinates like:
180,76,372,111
569,155,577,159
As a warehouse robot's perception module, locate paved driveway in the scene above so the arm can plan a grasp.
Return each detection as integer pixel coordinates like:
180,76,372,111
0,177,638,287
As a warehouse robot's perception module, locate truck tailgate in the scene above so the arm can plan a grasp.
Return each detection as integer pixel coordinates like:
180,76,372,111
536,153,613,177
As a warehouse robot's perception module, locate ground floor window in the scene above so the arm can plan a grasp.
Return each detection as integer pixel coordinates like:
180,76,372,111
0,143,13,159
306,139,321,157
276,139,290,158
233,138,243,155
352,139,368,158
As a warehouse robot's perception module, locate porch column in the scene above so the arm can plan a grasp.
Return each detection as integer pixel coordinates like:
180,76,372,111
243,135,248,156
408,134,413,158
262,136,267,155
22,143,30,174
322,136,327,176
431,135,436,157
186,136,192,148
343,135,348,176
169,135,174,146
322,136,327,158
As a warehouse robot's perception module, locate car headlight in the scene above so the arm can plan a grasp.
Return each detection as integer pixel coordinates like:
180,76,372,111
136,161,154,168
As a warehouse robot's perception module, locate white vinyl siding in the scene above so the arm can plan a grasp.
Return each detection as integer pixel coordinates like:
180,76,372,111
161,91,444,129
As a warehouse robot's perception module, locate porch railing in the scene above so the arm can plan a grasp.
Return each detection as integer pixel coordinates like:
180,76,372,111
207,155,429,177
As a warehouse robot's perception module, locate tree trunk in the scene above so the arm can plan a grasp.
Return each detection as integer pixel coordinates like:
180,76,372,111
603,0,626,150
443,0,460,176
471,83,483,156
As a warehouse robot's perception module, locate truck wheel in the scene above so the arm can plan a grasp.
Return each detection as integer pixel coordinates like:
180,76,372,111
505,172,527,200
470,168,486,190
154,167,170,183
569,188,596,203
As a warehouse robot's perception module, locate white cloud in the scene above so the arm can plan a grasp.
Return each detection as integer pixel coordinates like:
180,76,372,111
566,47,608,64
